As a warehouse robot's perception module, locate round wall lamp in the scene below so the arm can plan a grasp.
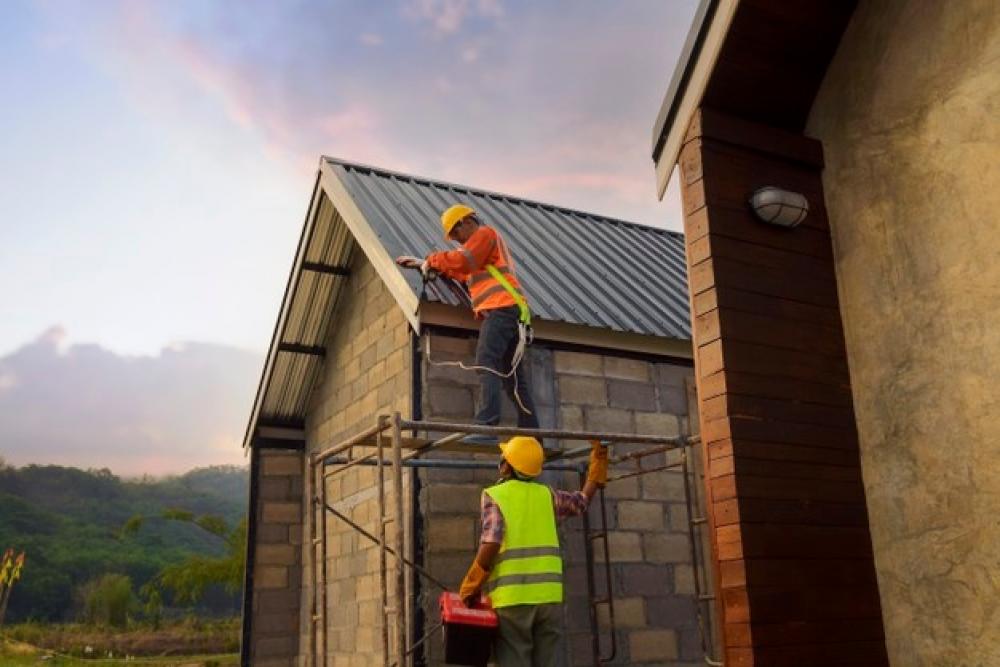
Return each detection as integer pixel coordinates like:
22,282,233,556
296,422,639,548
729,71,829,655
748,186,809,228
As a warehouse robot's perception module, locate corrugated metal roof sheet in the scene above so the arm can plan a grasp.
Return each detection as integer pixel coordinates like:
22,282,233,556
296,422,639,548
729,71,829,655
244,159,691,449
326,157,691,340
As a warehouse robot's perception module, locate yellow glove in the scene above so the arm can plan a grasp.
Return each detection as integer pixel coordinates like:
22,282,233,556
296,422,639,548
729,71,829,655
459,560,489,607
586,440,609,487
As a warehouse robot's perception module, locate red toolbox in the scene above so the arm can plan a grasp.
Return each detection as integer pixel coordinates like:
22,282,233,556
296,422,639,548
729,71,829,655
439,592,498,666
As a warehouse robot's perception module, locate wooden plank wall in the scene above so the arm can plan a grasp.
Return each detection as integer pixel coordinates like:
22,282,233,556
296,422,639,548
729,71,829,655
678,109,889,667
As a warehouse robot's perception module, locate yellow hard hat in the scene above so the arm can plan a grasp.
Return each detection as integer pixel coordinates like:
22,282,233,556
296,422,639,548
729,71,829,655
441,204,476,239
498,436,544,478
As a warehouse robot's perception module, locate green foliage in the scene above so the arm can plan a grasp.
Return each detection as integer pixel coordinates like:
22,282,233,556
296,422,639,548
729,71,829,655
77,574,134,628
0,464,248,622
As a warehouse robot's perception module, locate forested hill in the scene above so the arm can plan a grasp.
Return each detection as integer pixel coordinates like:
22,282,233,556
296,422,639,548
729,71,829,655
0,462,248,622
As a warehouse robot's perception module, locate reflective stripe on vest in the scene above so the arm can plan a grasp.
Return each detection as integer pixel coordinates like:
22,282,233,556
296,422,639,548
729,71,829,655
483,480,562,608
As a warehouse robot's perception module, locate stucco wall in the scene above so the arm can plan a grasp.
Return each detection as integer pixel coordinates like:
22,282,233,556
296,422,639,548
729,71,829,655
806,2,1000,665
301,250,413,667
418,331,703,666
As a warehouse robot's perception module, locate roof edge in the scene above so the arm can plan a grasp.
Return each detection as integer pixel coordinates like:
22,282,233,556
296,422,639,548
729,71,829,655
322,155,684,238
651,0,740,199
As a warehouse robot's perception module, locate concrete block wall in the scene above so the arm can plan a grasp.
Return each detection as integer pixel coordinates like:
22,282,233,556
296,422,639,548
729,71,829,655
418,330,703,666
251,448,305,667
301,251,413,667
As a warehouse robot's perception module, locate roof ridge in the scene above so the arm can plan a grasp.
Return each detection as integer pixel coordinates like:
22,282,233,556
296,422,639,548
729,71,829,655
321,155,684,238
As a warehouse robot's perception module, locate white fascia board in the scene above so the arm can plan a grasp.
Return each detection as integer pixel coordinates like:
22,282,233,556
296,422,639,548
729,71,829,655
318,161,422,334
655,0,741,199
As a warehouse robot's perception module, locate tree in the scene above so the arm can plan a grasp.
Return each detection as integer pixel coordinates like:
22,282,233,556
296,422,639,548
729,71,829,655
77,573,134,628
123,509,246,607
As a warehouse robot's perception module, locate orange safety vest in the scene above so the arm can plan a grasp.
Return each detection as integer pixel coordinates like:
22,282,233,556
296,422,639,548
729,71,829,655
426,225,529,316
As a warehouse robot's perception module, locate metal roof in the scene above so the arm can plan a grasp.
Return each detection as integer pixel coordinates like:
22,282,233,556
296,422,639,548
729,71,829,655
243,158,691,449
327,158,691,340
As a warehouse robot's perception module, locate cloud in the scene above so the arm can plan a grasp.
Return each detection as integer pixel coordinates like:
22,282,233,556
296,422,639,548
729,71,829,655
360,32,384,46
0,328,262,476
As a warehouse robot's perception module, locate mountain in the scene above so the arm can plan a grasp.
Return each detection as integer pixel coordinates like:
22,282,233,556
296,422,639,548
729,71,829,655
0,462,248,622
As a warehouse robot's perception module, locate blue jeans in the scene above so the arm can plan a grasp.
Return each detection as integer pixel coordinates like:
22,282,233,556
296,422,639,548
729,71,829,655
474,306,539,428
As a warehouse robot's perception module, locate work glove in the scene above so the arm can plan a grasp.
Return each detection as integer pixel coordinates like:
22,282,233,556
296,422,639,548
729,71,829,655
459,560,489,607
395,255,436,280
586,439,609,487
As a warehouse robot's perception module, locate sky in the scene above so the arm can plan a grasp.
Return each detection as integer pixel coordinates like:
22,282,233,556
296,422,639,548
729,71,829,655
0,0,697,475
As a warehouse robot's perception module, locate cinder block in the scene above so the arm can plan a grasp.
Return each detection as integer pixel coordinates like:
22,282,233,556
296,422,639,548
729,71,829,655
646,596,698,629
427,333,476,356
262,501,301,524
261,454,302,477
603,474,639,499
426,516,475,553
655,363,692,388
617,500,665,531
629,628,678,662
598,596,646,629
257,544,297,566
427,384,475,418
583,406,633,433
554,350,603,376
596,531,643,562
255,565,289,589
644,533,691,564
560,405,584,431
673,563,696,595
658,385,689,414
256,523,288,544
254,589,299,611
426,484,482,514
255,612,298,635
254,636,296,659
620,563,671,597
608,380,657,411
558,375,607,405
635,412,680,438
668,503,690,532
604,356,650,381
259,477,290,501
642,470,687,501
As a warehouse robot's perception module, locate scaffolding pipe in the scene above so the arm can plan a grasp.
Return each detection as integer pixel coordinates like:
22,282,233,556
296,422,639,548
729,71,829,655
313,420,392,464
322,457,584,473
306,445,316,667
397,419,687,446
377,418,390,667
391,413,407,667
318,460,328,666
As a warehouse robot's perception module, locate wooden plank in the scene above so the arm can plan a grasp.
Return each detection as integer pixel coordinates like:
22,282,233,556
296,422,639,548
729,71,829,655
751,640,889,667
708,439,861,467
703,393,857,430
694,256,841,307
712,472,865,505
703,415,859,451
685,204,834,259
723,587,751,623
719,559,748,588
708,452,862,483
741,558,878,589
715,497,871,528
696,308,847,358
696,107,824,168
689,232,838,282
738,584,884,624
745,618,885,648
700,368,853,407
698,339,851,386
696,285,844,329
717,524,874,561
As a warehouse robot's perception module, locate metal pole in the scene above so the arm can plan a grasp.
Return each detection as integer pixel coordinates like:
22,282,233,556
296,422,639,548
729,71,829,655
391,412,407,667
397,419,687,446
319,458,329,666
377,417,390,667
314,420,392,463
305,453,315,667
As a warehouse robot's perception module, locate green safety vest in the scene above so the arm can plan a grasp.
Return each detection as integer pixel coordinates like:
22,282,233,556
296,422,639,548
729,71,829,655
483,480,563,608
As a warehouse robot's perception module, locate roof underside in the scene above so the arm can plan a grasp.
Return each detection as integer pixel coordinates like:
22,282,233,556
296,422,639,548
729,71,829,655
329,159,691,339
245,159,691,447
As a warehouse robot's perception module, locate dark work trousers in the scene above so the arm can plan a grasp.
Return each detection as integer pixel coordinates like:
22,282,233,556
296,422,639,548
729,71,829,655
474,305,539,428
494,603,564,667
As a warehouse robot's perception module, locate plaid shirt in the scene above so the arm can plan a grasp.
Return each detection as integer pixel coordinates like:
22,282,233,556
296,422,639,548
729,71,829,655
479,484,590,545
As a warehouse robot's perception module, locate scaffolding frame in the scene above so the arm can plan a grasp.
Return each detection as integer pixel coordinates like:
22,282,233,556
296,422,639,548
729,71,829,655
306,414,720,667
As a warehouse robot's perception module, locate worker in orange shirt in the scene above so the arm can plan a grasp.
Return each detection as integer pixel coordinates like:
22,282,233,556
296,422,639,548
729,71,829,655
397,204,538,436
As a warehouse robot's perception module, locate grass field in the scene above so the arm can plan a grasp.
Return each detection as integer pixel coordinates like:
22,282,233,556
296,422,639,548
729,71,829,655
0,618,240,666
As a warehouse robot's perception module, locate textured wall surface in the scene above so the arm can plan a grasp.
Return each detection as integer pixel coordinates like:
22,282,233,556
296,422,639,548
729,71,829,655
301,250,413,667
807,1,1000,665
419,331,703,666
250,449,305,667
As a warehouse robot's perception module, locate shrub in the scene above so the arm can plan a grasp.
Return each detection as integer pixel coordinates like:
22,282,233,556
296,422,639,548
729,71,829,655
77,574,134,628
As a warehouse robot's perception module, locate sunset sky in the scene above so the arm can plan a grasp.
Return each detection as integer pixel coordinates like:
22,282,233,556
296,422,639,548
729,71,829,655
0,0,698,474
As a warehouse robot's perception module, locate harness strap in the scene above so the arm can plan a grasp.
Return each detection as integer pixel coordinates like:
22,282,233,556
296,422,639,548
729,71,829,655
485,264,531,325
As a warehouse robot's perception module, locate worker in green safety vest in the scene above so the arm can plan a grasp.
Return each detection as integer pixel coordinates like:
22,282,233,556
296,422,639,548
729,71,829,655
459,436,609,666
